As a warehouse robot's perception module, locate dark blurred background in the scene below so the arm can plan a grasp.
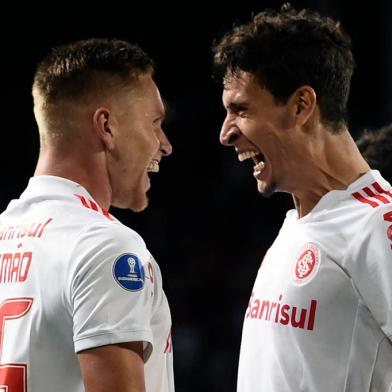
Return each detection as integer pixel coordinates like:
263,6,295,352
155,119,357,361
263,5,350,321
2,1,391,390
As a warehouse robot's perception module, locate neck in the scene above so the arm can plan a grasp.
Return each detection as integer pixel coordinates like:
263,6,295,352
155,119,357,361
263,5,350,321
34,144,112,210
290,129,370,218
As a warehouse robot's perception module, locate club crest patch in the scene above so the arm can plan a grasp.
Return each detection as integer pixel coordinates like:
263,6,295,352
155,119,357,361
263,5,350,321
292,243,320,286
113,253,145,291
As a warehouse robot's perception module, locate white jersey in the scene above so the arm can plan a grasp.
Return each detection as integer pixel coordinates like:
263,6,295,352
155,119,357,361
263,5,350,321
238,170,392,391
0,175,174,392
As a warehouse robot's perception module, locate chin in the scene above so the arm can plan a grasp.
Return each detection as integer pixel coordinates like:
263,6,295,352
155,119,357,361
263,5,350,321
257,180,277,198
130,199,149,212
112,193,149,212
131,190,149,212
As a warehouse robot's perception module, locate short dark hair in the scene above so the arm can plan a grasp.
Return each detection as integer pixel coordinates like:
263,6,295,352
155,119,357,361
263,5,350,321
212,3,354,130
33,38,154,104
356,124,392,183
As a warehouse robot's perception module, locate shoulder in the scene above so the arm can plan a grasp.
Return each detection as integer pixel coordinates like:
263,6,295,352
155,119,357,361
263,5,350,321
67,220,151,294
360,203,391,238
332,171,392,227
345,201,392,265
307,172,392,257
347,173,392,229
74,220,148,257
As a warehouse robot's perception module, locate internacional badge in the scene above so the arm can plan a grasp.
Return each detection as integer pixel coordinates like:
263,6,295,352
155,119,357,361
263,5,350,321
292,243,320,286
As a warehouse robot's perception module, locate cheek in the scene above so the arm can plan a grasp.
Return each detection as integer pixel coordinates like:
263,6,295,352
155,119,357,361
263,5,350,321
125,132,152,156
241,119,266,145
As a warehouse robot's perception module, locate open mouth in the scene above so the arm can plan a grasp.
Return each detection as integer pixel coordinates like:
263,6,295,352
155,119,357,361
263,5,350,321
238,150,266,179
238,150,265,165
147,159,159,173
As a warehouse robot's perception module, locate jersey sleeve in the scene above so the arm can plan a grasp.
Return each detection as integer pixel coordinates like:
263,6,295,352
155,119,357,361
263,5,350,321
67,222,154,360
346,205,392,337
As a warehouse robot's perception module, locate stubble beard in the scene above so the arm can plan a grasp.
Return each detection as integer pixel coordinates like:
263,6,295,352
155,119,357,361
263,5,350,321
126,185,149,212
130,194,149,212
111,183,149,212
257,180,277,199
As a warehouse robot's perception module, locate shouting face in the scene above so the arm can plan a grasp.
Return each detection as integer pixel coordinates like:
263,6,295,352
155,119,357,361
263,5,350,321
220,71,297,197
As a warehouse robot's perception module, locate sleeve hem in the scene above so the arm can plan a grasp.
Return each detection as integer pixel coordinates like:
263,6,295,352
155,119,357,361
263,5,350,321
74,330,153,361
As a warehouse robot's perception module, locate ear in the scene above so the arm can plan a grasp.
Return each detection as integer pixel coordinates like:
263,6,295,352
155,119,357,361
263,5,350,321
93,108,115,150
289,86,317,126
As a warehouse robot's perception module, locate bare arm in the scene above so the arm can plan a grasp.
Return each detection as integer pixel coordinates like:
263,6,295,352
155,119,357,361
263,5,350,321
78,341,146,392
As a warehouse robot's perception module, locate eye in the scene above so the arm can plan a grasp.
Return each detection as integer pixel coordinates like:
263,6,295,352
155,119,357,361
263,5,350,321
228,107,247,118
153,114,165,126
227,101,249,118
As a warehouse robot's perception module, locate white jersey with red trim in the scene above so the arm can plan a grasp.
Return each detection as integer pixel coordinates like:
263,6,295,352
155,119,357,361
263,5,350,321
238,170,392,391
0,175,174,392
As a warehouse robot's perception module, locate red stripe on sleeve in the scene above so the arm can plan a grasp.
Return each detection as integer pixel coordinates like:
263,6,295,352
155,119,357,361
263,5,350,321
352,192,379,208
74,194,90,208
89,200,99,211
372,182,392,199
363,187,390,204
101,208,113,221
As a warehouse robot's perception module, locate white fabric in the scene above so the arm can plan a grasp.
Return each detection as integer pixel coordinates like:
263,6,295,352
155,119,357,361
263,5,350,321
0,175,174,392
238,170,392,392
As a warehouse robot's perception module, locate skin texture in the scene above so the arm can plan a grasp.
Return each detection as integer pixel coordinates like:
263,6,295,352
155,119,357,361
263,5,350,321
78,342,146,392
220,71,369,218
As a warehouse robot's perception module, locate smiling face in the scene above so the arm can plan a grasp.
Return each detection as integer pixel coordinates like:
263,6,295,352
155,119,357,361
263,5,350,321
106,73,172,211
220,71,297,196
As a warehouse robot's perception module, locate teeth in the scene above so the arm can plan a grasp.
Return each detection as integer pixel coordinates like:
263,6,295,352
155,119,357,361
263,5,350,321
147,160,159,172
238,151,258,162
254,161,265,171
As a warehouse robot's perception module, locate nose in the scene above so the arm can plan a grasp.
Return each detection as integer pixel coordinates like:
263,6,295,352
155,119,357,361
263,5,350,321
220,119,240,146
159,129,172,157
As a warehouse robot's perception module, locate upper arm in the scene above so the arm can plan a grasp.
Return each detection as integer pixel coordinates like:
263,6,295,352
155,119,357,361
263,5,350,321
69,224,154,357
78,342,146,392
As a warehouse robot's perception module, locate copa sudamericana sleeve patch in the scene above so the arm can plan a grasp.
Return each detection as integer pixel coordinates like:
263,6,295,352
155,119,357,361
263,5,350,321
112,253,145,291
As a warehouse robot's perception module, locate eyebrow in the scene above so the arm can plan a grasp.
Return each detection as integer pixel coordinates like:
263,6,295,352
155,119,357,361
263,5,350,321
159,99,171,122
155,112,166,122
226,100,249,111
